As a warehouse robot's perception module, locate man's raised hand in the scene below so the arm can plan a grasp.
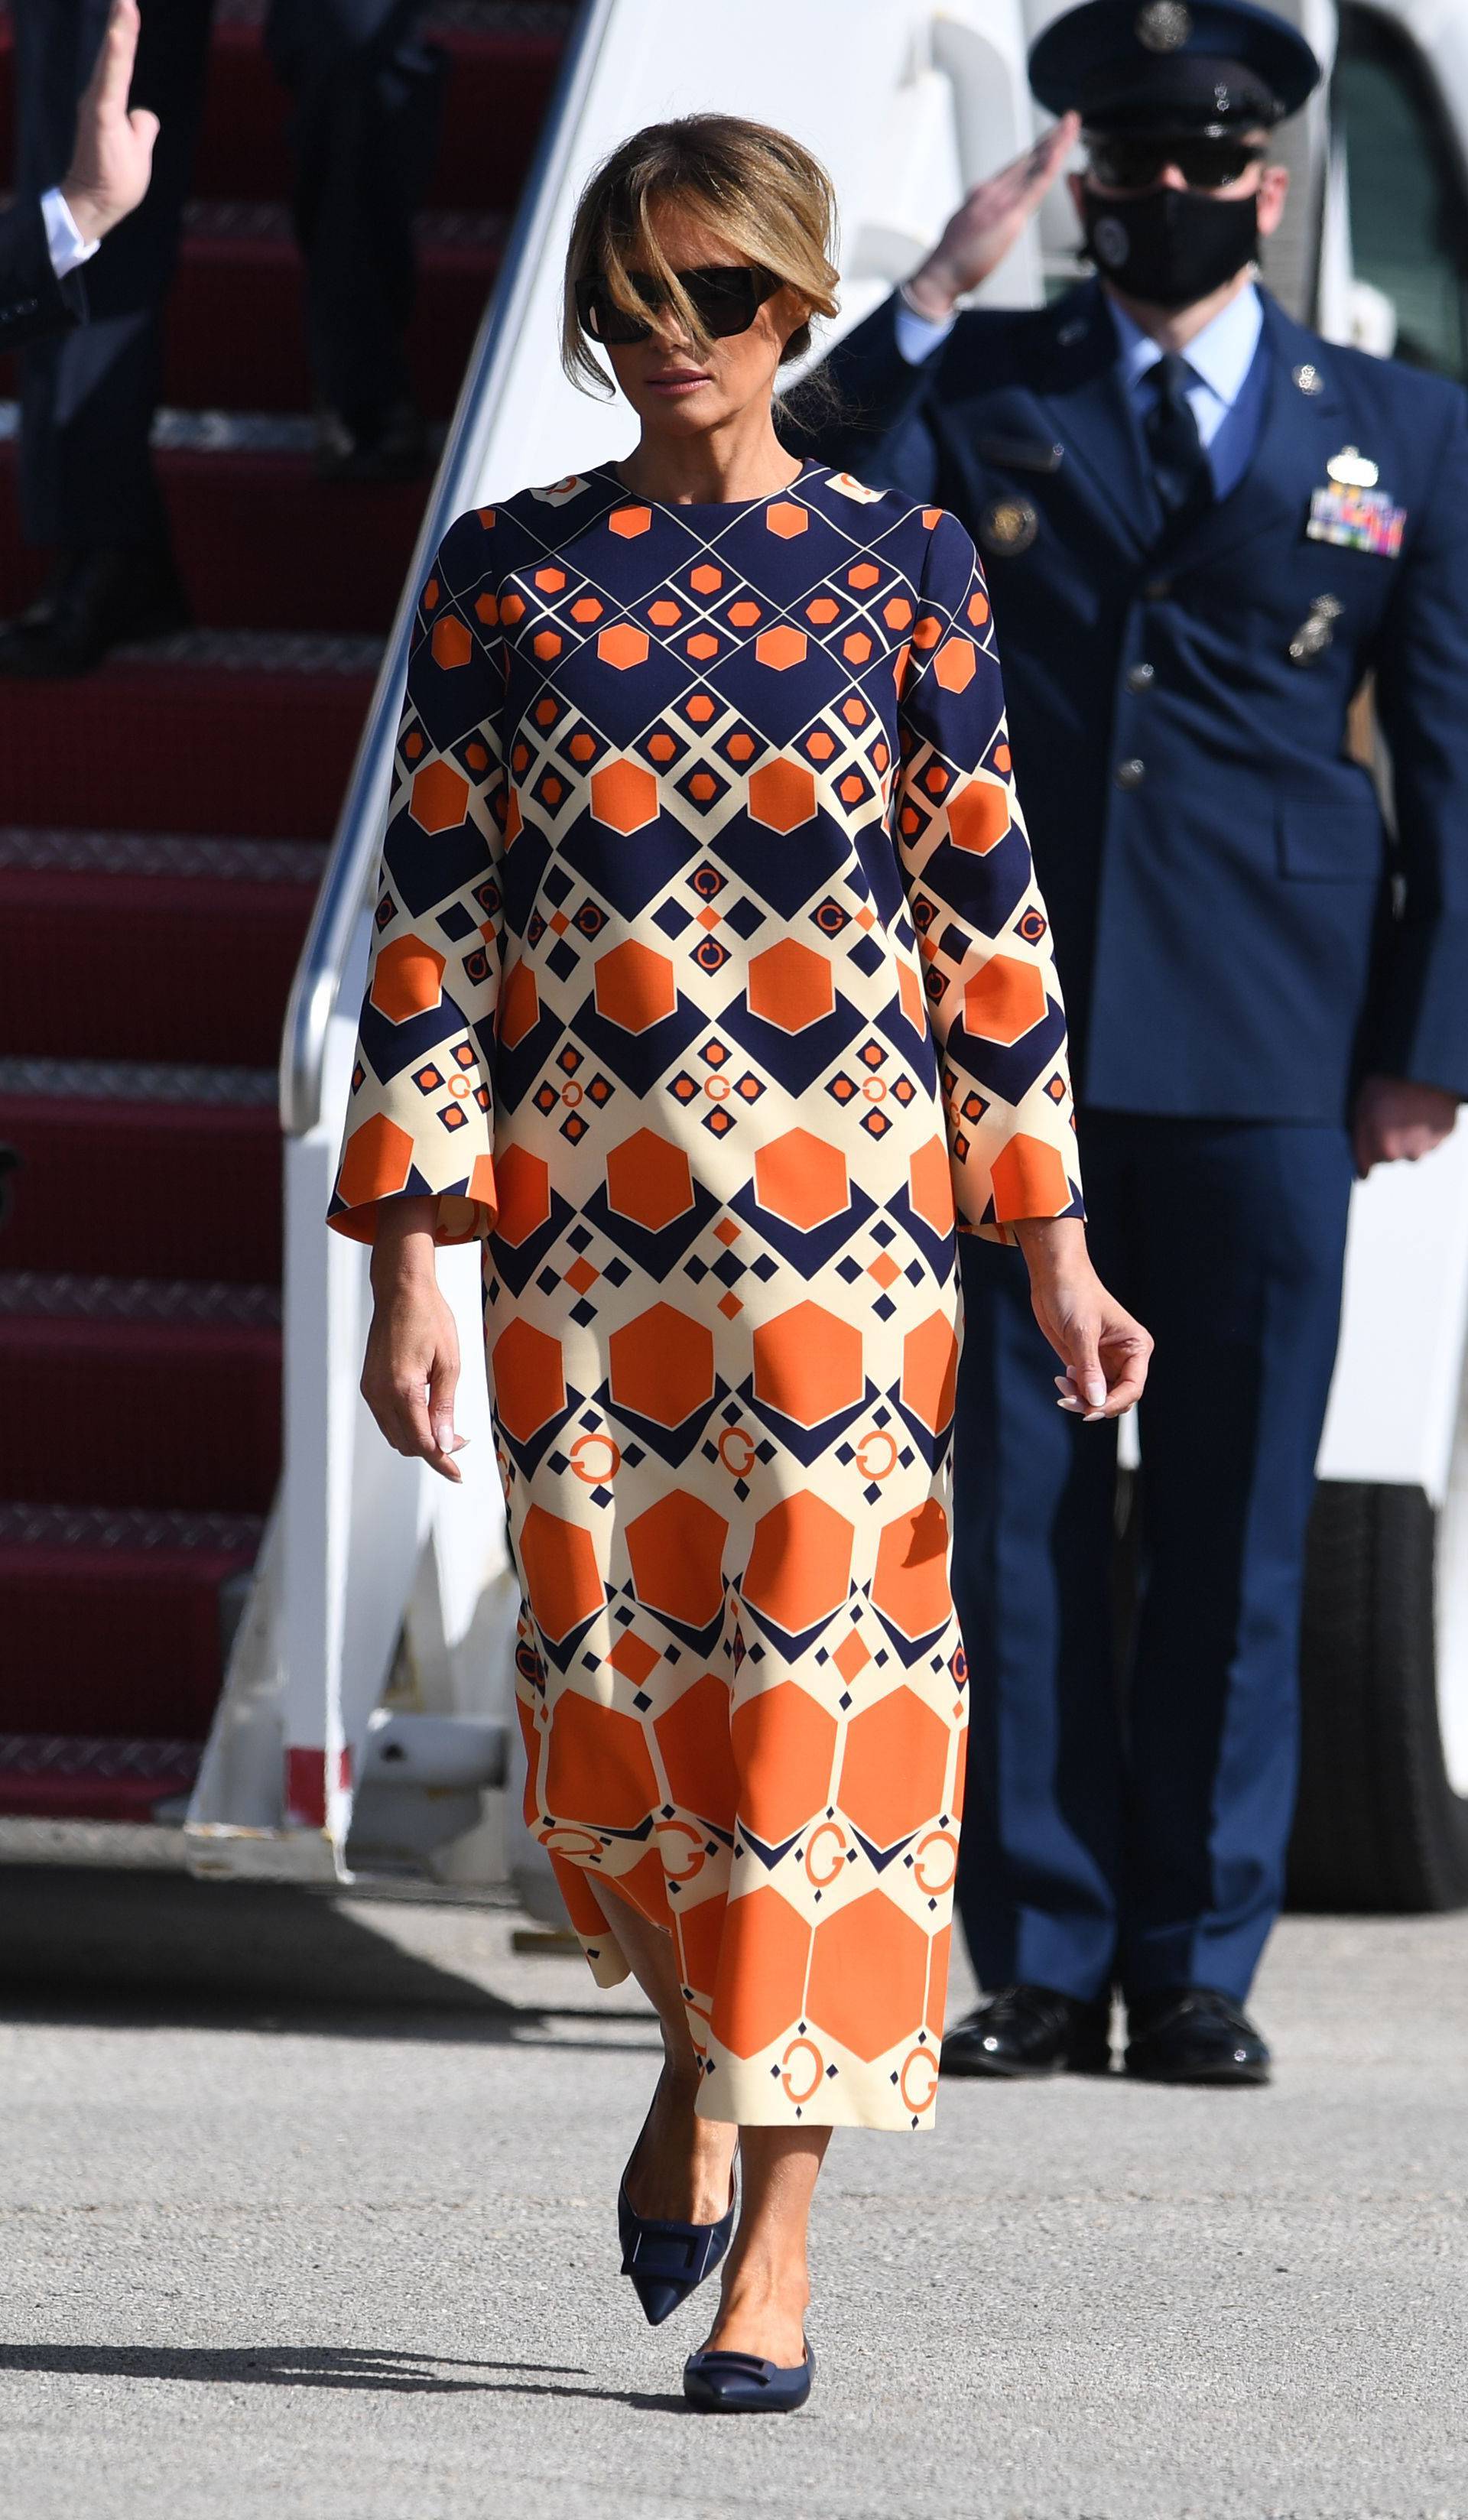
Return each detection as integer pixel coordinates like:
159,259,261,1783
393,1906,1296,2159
60,1,158,249
904,112,1080,321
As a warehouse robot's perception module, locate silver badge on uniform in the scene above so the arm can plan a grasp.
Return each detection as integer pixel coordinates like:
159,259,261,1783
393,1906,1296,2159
979,497,1039,555
1288,593,1342,665
1326,445,1379,488
1136,2,1191,51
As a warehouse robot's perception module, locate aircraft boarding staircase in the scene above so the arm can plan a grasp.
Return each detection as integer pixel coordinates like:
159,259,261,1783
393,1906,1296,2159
0,0,573,1862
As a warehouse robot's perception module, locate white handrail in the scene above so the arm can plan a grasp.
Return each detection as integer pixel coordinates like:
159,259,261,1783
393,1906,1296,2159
278,0,619,1140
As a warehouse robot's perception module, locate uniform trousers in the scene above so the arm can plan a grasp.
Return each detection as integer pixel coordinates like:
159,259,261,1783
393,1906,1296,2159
14,0,441,550
950,1112,1355,2006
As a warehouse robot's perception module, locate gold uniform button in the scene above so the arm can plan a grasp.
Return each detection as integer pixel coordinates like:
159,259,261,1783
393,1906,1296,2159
1115,758,1146,791
1143,575,1172,600
1126,661,1155,691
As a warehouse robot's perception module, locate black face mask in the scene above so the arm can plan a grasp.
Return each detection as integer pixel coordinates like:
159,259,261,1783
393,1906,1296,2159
1081,183,1259,310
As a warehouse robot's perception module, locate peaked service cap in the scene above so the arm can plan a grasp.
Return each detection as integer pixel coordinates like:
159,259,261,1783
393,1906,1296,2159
1029,0,1322,135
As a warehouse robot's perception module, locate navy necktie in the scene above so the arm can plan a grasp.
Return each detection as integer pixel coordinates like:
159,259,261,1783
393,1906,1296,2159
1145,352,1212,521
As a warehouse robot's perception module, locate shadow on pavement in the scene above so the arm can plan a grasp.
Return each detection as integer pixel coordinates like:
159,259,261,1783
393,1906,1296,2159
0,1992,661,2052
0,2341,686,2412
0,1867,658,2051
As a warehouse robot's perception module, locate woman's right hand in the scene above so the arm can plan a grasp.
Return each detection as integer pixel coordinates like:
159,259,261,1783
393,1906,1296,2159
902,112,1080,320
361,1196,469,1483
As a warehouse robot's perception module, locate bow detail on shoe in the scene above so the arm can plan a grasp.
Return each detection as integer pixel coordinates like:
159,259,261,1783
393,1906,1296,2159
618,2195,730,2288
615,2115,738,2327
683,2343,815,2412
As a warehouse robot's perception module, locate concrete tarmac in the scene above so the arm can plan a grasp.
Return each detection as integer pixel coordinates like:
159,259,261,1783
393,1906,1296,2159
0,1866,1463,2520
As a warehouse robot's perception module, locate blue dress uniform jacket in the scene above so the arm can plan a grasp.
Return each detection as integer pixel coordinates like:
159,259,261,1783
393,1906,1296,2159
0,196,86,350
811,279,1468,1121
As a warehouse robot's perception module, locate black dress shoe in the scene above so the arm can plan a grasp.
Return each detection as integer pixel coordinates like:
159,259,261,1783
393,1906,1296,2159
940,1983,1112,2078
1124,1988,1272,2086
0,544,191,678
314,397,428,483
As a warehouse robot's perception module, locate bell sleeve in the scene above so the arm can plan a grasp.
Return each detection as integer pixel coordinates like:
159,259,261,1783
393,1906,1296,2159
326,509,507,1246
893,507,1083,1244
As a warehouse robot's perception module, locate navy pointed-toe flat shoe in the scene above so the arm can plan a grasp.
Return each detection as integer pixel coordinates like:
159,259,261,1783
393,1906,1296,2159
617,2178,736,2325
683,2343,815,2412
617,2105,736,2327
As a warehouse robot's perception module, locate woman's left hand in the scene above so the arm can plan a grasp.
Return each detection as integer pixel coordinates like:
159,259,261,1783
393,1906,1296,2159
1014,1217,1152,1422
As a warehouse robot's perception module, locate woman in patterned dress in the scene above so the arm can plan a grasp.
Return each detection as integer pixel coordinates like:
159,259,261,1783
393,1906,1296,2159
328,116,1151,2410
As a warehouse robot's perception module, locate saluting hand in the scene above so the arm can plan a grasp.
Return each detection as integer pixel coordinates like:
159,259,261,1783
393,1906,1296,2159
60,0,159,250
903,112,1080,323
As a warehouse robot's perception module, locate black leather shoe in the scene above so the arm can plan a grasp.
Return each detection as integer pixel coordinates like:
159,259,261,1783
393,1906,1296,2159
940,1983,1112,2078
1124,1988,1272,2086
0,543,191,677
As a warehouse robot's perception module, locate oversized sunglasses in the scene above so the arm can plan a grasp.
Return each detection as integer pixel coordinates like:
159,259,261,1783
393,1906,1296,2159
1086,134,1267,191
575,263,781,346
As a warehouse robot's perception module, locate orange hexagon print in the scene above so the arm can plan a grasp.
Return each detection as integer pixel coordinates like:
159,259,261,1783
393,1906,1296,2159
327,462,1083,2128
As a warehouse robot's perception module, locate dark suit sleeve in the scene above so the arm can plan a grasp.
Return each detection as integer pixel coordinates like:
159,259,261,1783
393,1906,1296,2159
1369,383,1468,1099
795,291,946,502
0,195,87,352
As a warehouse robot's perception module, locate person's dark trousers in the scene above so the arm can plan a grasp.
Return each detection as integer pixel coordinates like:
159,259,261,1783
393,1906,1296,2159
264,0,444,437
951,1113,1356,2009
15,0,216,550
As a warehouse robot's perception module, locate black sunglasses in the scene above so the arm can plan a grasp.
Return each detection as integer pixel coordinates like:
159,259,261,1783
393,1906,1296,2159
1086,134,1266,191
575,263,781,347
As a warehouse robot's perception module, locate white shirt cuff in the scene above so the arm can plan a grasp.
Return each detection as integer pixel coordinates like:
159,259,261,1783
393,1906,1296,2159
894,290,956,366
41,186,100,281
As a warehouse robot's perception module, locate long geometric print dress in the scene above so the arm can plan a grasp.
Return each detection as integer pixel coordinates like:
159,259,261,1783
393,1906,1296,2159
328,457,1081,2129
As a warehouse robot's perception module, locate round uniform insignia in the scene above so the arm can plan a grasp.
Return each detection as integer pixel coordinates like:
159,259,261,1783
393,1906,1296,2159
979,496,1038,556
1136,1,1191,51
1092,215,1130,270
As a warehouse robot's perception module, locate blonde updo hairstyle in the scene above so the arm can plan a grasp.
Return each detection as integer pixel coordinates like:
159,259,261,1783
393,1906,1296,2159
562,113,840,398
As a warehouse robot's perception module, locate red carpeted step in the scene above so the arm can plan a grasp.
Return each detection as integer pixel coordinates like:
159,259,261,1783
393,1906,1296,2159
0,862,317,1064
0,1502,262,1742
0,634,376,838
0,15,570,213
0,1755,197,1822
170,209,499,419
0,1080,281,1281
192,20,570,213
0,1725,207,1818
0,213,498,423
0,1309,281,1511
0,1753,200,1822
0,440,430,634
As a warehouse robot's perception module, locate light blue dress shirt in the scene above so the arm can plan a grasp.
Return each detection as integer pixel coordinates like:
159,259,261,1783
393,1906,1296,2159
1108,281,1265,498
894,278,1270,502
